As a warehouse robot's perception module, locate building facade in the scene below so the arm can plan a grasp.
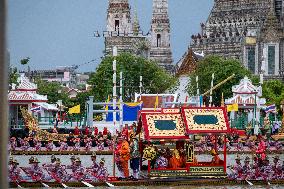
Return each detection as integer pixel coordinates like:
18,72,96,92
190,0,284,80
104,0,174,72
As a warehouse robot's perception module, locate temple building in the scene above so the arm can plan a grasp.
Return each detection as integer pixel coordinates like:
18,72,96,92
104,0,174,72
190,0,284,80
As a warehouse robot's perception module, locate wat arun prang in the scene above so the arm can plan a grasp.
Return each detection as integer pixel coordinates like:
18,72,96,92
104,0,174,73
191,0,284,80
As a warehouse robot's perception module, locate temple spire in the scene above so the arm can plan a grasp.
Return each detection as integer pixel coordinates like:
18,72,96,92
133,8,140,36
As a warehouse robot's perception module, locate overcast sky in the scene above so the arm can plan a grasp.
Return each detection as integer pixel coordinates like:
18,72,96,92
8,0,213,72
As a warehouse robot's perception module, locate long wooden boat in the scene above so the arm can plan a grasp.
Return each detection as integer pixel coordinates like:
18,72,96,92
9,179,284,188
11,149,284,156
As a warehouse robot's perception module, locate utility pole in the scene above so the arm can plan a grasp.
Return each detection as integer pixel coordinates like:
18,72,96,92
113,46,117,132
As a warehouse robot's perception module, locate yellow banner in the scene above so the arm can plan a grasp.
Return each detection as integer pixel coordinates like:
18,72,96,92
154,95,159,111
227,103,238,112
68,105,80,114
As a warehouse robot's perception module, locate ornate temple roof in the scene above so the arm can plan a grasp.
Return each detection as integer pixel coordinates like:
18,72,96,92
9,75,47,103
232,76,258,94
176,49,197,76
8,91,47,102
15,74,37,92
225,77,266,107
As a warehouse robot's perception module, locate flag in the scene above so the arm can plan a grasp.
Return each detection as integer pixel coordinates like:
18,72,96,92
265,104,276,113
31,106,41,113
105,95,110,111
68,105,80,114
154,95,159,111
227,103,238,112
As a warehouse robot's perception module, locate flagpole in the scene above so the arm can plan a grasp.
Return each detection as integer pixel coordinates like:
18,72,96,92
113,46,117,133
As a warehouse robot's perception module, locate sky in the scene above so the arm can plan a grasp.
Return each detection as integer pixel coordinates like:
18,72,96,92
8,0,214,73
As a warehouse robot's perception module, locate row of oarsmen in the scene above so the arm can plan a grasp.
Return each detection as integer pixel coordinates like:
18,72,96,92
228,155,284,180
8,152,108,183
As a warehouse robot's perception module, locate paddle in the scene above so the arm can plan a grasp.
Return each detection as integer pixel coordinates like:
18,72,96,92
106,181,115,187
245,180,253,186
61,183,68,188
41,182,50,188
81,181,94,187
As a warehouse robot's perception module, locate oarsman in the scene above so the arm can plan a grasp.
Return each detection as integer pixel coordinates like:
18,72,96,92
43,155,57,168
66,154,77,173
129,135,140,180
89,152,99,175
34,138,42,151
96,158,108,181
260,157,272,181
25,158,45,182
97,137,105,151
73,138,81,151
71,157,86,181
9,159,22,183
242,156,251,180
106,138,113,151
46,158,69,183
85,137,92,152
46,139,55,151
154,149,168,169
59,138,68,151
272,156,282,180
10,137,17,151
21,137,30,151
228,155,243,180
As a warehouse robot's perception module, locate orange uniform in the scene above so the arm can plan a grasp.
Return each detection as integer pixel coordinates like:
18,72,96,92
120,140,130,177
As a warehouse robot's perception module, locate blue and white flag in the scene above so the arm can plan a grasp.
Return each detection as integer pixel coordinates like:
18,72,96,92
31,106,41,113
265,104,276,113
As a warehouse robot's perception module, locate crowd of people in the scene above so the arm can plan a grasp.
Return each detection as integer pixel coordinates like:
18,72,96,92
228,155,284,180
9,152,108,183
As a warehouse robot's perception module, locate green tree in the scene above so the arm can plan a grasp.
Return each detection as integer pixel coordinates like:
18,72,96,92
88,53,177,102
188,55,258,106
35,79,73,108
9,67,19,87
20,57,30,65
262,80,284,111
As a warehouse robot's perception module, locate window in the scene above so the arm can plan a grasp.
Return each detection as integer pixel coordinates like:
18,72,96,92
247,47,255,73
268,46,276,74
157,34,161,47
115,20,119,31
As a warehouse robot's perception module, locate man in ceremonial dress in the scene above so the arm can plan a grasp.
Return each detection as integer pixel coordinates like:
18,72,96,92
272,156,282,180
46,158,70,183
9,159,22,183
25,158,45,182
43,155,56,168
260,157,272,181
70,157,86,181
242,156,251,180
130,135,140,180
46,139,55,151
96,158,108,181
66,154,77,173
119,135,130,179
155,149,169,169
228,155,243,180
87,152,99,179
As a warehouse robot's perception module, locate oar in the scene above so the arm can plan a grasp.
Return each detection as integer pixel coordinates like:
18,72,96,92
81,181,94,187
61,183,68,188
41,182,50,188
106,181,115,187
245,180,253,186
